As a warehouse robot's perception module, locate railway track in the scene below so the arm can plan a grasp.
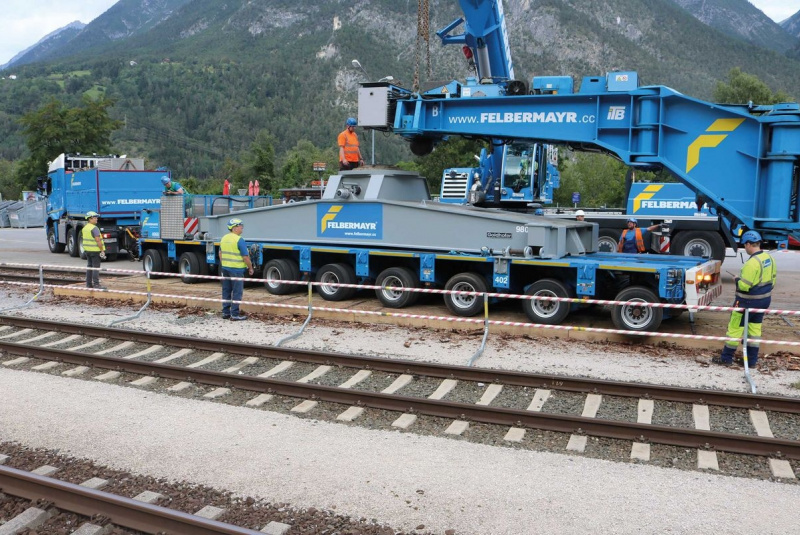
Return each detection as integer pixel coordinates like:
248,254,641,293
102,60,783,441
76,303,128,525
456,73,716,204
0,265,128,287
1,315,799,481
0,462,263,534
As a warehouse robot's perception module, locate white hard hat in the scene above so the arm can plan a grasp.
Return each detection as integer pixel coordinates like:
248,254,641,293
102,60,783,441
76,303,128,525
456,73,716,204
575,210,585,216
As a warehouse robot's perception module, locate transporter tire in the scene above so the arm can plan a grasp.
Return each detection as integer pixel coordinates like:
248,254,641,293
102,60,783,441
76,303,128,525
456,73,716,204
142,249,166,279
66,227,80,257
375,267,420,308
670,230,725,262
315,263,357,301
179,252,208,284
444,272,487,317
597,229,619,253
522,278,572,325
611,286,663,333
263,259,301,295
47,227,65,253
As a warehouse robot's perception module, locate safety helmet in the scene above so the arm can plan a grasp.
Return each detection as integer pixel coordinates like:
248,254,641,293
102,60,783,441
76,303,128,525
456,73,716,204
627,217,638,224
227,218,244,230
346,117,357,126
534,209,543,216
521,151,528,157
85,211,98,219
575,210,585,216
741,230,762,244
160,176,171,185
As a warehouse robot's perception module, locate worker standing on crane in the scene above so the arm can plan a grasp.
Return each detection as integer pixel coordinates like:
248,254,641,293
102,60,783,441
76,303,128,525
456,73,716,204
618,218,659,253
82,211,106,290
712,230,776,368
338,117,364,171
219,218,254,321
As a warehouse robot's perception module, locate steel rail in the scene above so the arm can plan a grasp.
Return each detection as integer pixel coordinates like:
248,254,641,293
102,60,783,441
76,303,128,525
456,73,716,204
2,315,800,413
2,340,799,460
0,465,263,535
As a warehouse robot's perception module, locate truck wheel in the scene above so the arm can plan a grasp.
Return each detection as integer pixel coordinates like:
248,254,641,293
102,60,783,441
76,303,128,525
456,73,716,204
611,286,663,332
315,263,357,301
47,227,65,253
263,259,301,295
375,267,420,308
671,231,725,262
444,272,487,317
179,252,208,284
142,249,166,279
597,229,619,253
78,238,87,260
66,227,80,257
522,278,572,325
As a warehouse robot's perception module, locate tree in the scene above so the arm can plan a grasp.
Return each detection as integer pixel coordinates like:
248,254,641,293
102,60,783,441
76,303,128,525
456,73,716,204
403,138,487,194
240,130,277,192
277,140,337,191
713,68,793,105
555,152,627,208
16,96,122,187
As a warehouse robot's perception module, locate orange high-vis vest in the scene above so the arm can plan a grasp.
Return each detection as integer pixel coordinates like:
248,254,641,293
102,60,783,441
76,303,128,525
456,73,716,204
338,129,360,163
618,228,646,253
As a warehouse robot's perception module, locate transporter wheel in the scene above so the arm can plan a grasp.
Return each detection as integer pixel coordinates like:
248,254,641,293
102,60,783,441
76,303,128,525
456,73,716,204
47,227,66,253
315,263,357,301
375,267,420,308
142,249,166,279
179,252,208,284
444,272,487,317
611,286,663,332
66,227,80,257
671,231,725,262
597,229,619,253
522,278,572,325
263,259,301,295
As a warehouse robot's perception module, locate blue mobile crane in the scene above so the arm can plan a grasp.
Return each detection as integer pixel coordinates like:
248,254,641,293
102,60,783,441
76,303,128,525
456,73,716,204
359,0,800,249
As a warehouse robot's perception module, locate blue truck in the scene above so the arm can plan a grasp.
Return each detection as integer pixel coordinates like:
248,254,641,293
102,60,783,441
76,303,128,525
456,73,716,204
39,153,166,261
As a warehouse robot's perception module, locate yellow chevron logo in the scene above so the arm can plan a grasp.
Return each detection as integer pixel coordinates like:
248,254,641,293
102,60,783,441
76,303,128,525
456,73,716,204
686,118,745,173
632,184,663,213
320,205,343,233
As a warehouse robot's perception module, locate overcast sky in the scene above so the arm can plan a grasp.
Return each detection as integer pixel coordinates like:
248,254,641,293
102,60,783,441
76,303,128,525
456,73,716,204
1,0,798,66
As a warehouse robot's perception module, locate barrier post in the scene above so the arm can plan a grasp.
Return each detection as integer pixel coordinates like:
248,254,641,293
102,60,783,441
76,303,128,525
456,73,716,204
0,264,45,313
275,280,314,346
467,292,491,366
742,309,757,394
108,267,153,326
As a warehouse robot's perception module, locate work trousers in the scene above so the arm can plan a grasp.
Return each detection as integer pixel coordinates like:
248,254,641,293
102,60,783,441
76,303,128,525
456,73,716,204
720,307,766,366
86,253,101,288
221,267,245,317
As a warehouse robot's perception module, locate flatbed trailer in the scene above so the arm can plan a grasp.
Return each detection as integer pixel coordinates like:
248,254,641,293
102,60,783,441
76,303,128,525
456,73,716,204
140,169,721,332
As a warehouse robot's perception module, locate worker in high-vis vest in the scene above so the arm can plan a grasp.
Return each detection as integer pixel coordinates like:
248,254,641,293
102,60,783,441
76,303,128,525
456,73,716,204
712,230,776,369
82,211,107,290
617,217,659,254
219,218,254,321
338,117,364,171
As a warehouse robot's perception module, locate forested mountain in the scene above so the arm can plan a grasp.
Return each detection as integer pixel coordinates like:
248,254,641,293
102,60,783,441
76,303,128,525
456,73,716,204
668,0,798,54
1,0,799,188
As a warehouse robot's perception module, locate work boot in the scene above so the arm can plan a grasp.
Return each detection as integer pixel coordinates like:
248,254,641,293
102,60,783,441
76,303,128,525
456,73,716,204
230,315,248,321
711,356,733,367
222,314,231,320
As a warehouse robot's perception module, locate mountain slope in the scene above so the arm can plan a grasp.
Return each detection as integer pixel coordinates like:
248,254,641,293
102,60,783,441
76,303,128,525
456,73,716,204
668,0,798,54
2,21,86,70
782,9,800,38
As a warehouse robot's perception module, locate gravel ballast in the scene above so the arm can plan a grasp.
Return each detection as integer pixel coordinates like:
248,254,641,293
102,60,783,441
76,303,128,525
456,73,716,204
2,292,800,533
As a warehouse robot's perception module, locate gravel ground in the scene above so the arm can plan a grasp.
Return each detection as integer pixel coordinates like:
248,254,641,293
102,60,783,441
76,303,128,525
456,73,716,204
2,290,800,534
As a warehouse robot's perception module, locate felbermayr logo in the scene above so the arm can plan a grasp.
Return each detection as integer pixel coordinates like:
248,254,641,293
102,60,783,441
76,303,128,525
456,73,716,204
320,205,379,234
631,184,663,213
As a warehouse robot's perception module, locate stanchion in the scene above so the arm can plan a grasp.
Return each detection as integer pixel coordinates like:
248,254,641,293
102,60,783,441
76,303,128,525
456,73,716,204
742,309,757,394
467,292,490,366
275,281,314,347
108,269,154,327
0,264,45,314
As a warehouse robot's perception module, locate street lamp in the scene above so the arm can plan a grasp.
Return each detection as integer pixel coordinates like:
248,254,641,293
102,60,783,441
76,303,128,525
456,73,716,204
351,59,375,165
